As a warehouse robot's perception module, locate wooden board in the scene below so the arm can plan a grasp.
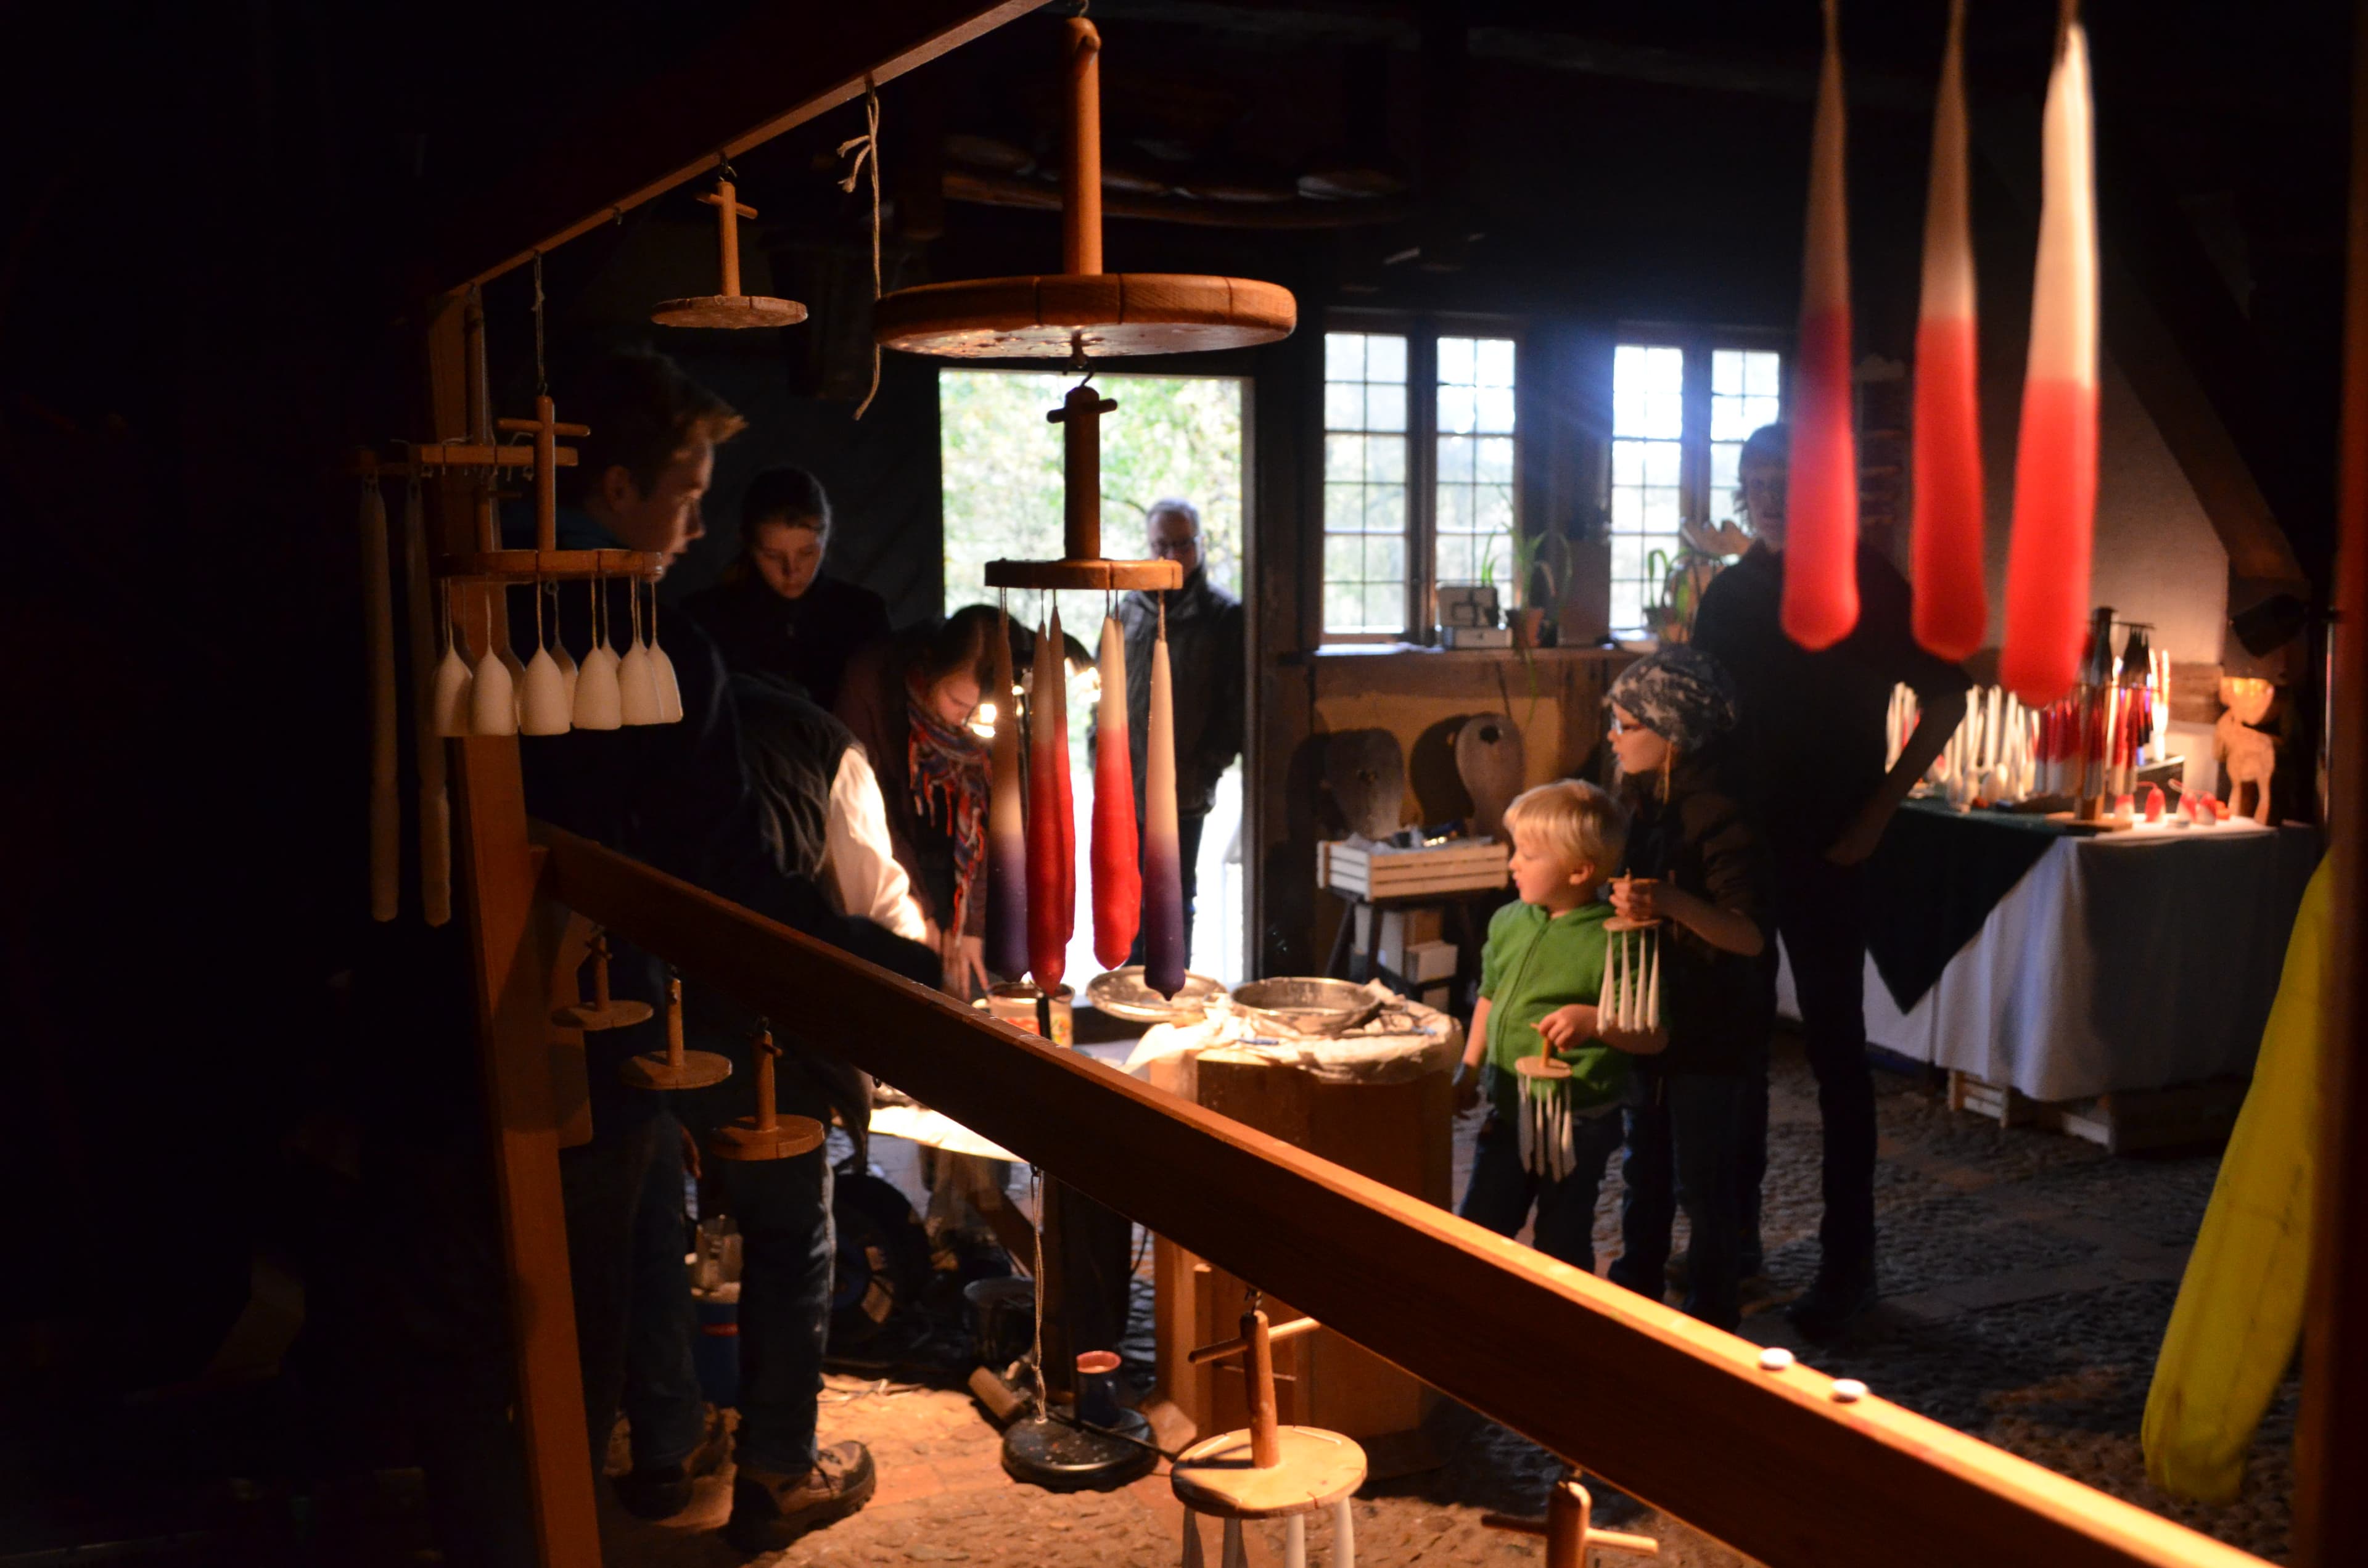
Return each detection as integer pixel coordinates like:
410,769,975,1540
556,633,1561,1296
1323,729,1406,840
540,824,2269,1568
874,272,1295,358
648,293,808,329
438,548,665,581
982,556,1182,591
1947,1071,2249,1156
1454,713,1527,844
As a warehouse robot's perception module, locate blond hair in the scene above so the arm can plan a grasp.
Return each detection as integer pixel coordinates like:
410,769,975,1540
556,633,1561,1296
1502,779,1627,878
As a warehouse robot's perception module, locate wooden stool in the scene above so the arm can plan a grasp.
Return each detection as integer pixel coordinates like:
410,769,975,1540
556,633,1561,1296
1482,1474,1659,1566
1171,1307,1364,1568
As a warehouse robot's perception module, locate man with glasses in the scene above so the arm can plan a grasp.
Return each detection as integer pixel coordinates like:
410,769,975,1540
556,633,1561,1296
1100,499,1244,963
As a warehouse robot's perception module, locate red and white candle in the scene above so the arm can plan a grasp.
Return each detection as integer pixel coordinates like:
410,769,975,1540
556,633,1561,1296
1911,0,1987,661
1783,0,1860,651
1026,613,1074,991
1091,615,1141,971
2000,20,2100,705
984,609,1029,979
1140,605,1186,997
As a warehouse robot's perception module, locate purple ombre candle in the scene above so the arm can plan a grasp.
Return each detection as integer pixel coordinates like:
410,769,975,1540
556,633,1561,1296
1141,615,1186,997
984,610,1029,979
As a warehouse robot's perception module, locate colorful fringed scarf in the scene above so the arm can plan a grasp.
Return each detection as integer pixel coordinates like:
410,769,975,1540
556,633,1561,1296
906,684,991,932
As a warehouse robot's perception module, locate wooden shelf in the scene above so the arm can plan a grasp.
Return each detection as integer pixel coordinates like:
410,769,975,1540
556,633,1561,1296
983,556,1183,591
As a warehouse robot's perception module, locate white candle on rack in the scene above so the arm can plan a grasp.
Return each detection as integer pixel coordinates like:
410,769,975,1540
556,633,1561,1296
1645,931,1661,1031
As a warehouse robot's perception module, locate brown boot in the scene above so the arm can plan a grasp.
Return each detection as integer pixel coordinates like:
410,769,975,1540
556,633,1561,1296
613,1405,730,1521
725,1441,877,1553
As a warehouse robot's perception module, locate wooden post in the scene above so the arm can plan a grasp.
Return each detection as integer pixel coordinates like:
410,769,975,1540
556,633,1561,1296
1062,18,1101,276
699,179,759,297
664,974,686,1070
2298,5,2368,1562
1048,383,1118,562
1244,1309,1281,1467
462,287,500,552
426,294,601,1568
752,1028,779,1132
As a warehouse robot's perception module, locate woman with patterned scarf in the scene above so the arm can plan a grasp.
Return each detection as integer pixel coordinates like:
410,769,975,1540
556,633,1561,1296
836,607,1004,998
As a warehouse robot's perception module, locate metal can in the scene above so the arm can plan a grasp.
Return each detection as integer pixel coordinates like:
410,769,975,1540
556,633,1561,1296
982,981,1075,1046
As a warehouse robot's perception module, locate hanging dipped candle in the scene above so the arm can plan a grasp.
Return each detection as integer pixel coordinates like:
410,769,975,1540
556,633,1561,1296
1091,614,1141,971
1141,600,1186,997
1782,0,1860,651
1999,17,2100,705
1026,614,1071,992
1912,0,1986,660
1051,610,1077,951
984,608,1030,979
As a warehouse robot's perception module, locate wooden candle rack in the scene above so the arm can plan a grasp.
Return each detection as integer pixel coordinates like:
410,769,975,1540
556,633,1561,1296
708,1024,825,1162
1482,1474,1660,1566
619,974,734,1091
551,930,656,1031
1172,1307,1365,1521
650,175,808,330
873,18,1294,363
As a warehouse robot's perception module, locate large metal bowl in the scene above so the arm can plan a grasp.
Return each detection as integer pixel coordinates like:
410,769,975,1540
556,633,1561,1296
1228,977,1384,1038
1085,966,1226,1024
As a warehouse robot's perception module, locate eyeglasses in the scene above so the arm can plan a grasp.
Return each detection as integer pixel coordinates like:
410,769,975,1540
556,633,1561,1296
1149,535,1202,559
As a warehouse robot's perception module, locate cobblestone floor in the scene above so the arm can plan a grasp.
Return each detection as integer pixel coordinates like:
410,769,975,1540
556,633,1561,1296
599,1034,2294,1567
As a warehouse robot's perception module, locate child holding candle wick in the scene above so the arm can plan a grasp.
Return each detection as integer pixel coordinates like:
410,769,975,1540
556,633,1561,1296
1591,647,1771,1332
1453,781,1662,1273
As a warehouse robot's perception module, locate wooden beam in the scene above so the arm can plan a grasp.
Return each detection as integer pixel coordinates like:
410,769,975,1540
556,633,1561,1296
537,824,2268,1568
426,298,601,1568
2295,7,2368,1561
421,0,1041,298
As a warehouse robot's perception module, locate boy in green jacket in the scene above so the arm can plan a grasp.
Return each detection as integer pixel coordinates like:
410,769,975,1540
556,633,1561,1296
1454,780,1662,1270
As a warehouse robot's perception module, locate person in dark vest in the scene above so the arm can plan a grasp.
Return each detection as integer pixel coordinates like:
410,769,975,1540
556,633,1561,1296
1098,499,1244,961
513,352,934,1551
683,468,890,710
1689,422,1968,1340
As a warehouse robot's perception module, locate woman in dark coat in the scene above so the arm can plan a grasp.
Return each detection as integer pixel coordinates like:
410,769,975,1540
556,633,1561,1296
684,469,890,710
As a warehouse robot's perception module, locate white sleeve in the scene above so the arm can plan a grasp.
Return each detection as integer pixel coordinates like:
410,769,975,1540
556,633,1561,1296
827,747,929,942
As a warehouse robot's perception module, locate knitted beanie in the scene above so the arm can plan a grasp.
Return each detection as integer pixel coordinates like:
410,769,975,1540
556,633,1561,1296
1608,645,1740,755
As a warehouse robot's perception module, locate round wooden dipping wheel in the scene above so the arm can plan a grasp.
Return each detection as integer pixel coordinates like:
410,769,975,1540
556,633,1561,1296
618,974,734,1091
552,930,656,1031
649,174,808,330
708,1024,825,1162
873,18,1295,366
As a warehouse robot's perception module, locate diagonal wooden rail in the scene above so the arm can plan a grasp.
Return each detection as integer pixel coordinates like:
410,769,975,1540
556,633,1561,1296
538,823,2265,1568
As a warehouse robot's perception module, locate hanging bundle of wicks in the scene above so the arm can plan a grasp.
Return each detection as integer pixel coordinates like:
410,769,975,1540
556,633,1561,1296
1518,1068,1579,1183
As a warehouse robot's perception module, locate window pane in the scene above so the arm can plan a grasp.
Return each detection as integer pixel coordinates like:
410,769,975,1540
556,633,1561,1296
1363,582,1402,630
1612,440,1644,487
1614,345,1684,438
1437,335,1476,385
1644,443,1682,488
1367,334,1407,381
1365,382,1407,433
1436,533,1472,586
1325,433,1363,483
1437,384,1476,435
1325,582,1363,630
1746,351,1780,396
1477,436,1515,485
1325,534,1365,579
1325,332,1365,381
1324,481,1363,529
1438,434,1474,484
1475,483,1514,533
1437,483,1472,534
1477,387,1516,434
1712,349,1743,396
1326,382,1364,430
1477,338,1516,388
1363,485,1404,535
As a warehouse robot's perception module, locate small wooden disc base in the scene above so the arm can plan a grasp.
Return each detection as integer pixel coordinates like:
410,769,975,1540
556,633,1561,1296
438,548,665,583
619,1050,734,1091
1515,1056,1572,1080
551,998,655,1031
982,557,1183,592
1169,1426,1367,1520
708,1112,826,1162
875,273,1295,358
649,294,808,329
1603,917,1662,934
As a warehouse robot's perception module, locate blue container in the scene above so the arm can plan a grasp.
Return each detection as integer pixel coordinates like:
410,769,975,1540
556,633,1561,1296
693,1294,740,1409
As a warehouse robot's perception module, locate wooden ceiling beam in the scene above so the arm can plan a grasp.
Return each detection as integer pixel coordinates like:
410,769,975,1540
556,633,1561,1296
416,0,1041,300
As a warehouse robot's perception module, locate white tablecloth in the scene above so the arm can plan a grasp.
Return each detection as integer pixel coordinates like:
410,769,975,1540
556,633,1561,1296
1778,823,2321,1102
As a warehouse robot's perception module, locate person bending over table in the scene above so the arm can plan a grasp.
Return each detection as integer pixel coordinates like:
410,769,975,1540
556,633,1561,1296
683,467,891,711
1690,421,1969,1341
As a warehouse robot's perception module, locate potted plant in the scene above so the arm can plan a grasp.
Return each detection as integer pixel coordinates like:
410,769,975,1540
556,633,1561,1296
1507,521,1571,649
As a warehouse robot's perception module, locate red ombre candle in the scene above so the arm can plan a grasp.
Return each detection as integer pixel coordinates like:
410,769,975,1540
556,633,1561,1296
1091,614,1141,971
1910,0,1986,661
1050,609,1077,950
1026,614,1071,992
984,609,1029,980
1140,607,1186,998
1783,0,1860,652
2000,22,2100,706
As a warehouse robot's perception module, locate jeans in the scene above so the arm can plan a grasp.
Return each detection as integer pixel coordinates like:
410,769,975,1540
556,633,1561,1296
561,1112,704,1473
1761,844,1878,1281
1458,1102,1626,1273
1608,1071,1751,1331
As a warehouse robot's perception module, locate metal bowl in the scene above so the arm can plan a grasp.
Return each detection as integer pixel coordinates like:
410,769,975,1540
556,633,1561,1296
1085,966,1226,1024
1227,977,1384,1038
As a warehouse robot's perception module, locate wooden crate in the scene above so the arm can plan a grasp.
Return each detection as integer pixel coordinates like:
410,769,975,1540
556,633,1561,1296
1947,1070,2248,1155
1320,837,1507,900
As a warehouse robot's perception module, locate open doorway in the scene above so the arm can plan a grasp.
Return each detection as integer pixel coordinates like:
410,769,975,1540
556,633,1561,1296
939,369,1249,986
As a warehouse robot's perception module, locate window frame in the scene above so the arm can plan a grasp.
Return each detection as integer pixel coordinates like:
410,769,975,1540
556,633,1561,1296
1606,323,1788,639
1319,310,1527,645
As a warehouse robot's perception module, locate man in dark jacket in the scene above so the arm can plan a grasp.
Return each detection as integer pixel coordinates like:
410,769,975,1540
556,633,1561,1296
1101,499,1244,960
514,351,935,1553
